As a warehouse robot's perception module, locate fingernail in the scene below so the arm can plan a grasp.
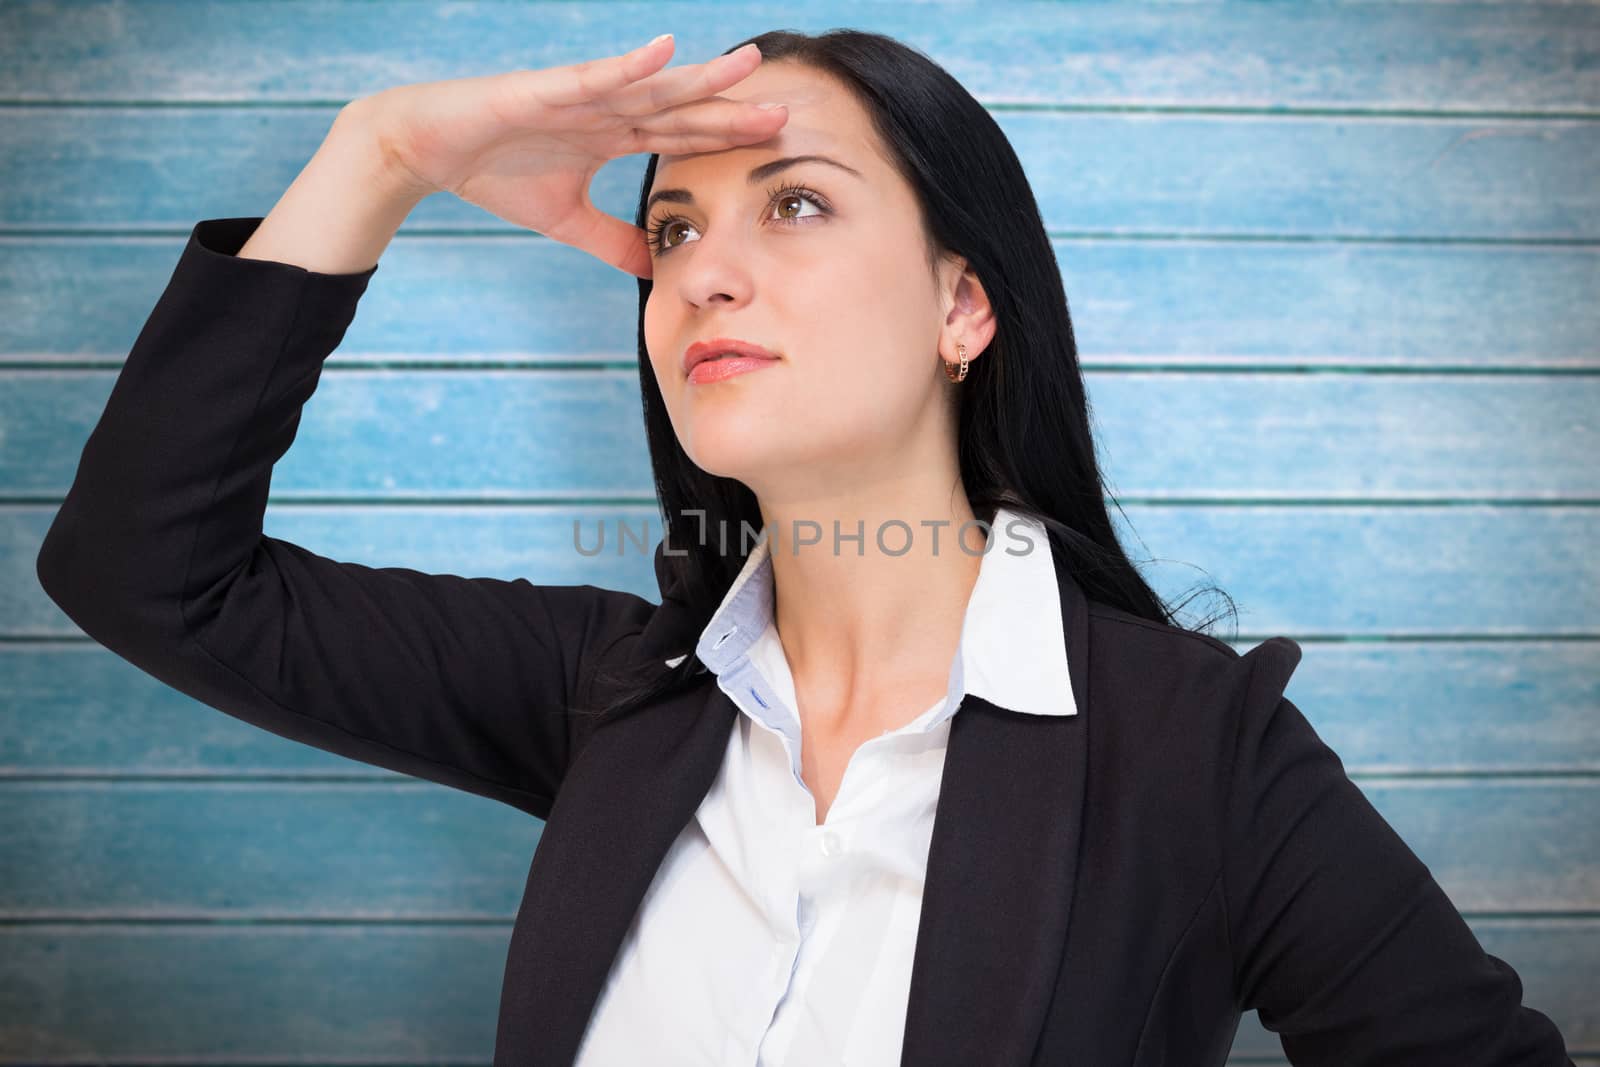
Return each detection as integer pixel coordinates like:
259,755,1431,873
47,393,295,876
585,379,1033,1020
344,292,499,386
648,33,672,46
756,102,785,110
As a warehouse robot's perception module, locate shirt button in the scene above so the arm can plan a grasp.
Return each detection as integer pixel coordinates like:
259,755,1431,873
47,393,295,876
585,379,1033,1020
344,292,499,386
819,830,842,857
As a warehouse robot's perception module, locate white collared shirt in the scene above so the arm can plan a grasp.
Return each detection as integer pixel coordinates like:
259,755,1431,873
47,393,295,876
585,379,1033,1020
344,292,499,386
572,506,1077,1065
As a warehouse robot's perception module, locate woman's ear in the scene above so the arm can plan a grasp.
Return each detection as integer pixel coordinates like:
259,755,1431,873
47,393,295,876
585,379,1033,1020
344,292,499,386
942,257,997,360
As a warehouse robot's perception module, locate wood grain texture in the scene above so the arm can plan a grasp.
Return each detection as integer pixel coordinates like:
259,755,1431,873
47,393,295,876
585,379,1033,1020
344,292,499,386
0,779,1591,914
0,1,1594,111
6,370,1598,498
3,109,1596,239
0,923,1590,1058
5,236,1597,369
4,640,1595,775
2,0,1594,1062
6,504,1600,635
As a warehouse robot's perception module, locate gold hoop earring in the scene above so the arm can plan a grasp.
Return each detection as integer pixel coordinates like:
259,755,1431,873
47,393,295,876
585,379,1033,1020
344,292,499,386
944,342,969,383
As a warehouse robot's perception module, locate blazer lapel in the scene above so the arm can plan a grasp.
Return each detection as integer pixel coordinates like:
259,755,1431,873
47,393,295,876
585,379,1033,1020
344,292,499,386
496,538,1092,1066
494,671,739,1065
898,543,1093,1064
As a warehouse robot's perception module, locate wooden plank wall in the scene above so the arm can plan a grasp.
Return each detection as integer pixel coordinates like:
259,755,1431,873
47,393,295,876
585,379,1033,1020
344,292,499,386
2,1,1595,1061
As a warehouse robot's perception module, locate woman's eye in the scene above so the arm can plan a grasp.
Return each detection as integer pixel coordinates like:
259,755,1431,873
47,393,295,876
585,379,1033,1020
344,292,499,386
772,190,823,222
647,186,830,254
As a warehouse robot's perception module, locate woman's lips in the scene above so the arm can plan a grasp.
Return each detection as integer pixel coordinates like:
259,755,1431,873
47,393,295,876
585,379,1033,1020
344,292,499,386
687,354,780,385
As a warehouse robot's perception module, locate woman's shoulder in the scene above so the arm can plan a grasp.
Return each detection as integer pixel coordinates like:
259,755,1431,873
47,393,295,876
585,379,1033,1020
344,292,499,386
1086,598,1240,658
533,580,664,673
1082,598,1304,724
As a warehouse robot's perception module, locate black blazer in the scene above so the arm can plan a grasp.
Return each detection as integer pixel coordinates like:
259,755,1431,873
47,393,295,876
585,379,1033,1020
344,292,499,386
36,218,1575,1066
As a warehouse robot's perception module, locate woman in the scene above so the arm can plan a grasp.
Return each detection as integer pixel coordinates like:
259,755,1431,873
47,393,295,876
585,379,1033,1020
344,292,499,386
35,27,1573,1067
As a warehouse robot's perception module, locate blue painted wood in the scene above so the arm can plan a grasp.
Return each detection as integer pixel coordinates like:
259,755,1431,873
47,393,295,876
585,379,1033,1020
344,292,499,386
4,640,1596,776
0,922,1585,1058
0,926,510,1059
4,236,1596,368
4,109,1596,238
6,371,1597,498
0,778,1590,915
0,784,542,917
3,0,1594,1060
1120,504,1600,637
7,504,1600,636
1,2,1594,111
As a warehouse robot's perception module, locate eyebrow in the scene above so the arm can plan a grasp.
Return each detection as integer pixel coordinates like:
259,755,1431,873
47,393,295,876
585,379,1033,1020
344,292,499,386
645,154,864,216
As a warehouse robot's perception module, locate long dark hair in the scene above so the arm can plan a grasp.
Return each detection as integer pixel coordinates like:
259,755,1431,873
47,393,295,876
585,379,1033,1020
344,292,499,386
584,28,1234,720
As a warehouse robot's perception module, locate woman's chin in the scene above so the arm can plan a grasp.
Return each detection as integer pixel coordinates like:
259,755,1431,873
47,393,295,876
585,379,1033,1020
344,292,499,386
684,434,777,482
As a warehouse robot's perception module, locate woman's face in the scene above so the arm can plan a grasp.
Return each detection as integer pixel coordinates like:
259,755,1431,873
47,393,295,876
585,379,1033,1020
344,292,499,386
642,60,964,502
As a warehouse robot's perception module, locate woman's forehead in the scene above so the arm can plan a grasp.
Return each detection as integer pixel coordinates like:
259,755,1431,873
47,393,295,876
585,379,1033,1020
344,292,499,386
656,126,834,176
655,65,860,167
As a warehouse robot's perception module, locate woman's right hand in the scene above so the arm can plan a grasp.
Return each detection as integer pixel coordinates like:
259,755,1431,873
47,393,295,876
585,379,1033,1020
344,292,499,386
348,35,787,280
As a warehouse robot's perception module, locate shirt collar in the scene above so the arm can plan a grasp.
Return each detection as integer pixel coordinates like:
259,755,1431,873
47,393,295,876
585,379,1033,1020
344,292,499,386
673,505,1077,720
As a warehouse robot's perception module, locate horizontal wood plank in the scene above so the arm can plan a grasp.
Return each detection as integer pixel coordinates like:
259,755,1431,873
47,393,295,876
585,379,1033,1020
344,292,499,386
4,2,1594,1057
9,503,1600,636
0,920,1588,1058
3,236,1595,368
0,779,1592,915
5,640,1593,776
3,109,1595,239
1,2,1594,112
5,371,1595,499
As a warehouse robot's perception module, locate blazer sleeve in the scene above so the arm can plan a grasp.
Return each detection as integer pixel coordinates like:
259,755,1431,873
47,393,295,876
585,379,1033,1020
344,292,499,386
34,217,653,821
1221,637,1575,1065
